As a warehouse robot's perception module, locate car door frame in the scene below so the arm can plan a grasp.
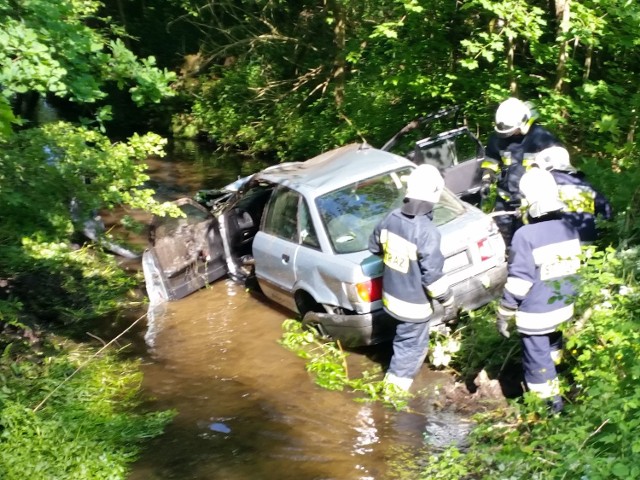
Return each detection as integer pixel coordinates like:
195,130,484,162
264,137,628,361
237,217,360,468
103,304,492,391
414,126,485,197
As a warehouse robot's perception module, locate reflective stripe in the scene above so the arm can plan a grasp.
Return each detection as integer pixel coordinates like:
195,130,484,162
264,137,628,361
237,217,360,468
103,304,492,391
522,155,536,170
497,189,512,201
497,305,516,318
532,239,581,281
380,229,417,274
558,185,596,214
504,276,533,298
427,276,451,298
516,304,574,335
481,160,500,172
384,372,413,391
527,377,560,399
440,295,454,307
550,349,563,365
383,291,433,320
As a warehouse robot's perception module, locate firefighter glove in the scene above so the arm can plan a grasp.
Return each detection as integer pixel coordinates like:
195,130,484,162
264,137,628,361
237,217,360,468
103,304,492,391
496,303,516,339
480,181,491,200
442,300,457,323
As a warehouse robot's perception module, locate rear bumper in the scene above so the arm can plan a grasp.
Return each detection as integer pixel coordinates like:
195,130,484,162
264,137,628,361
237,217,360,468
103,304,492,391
302,262,507,348
450,261,508,312
302,309,397,348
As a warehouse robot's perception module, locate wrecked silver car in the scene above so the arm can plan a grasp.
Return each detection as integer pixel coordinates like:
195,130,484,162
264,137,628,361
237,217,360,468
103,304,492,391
142,143,506,347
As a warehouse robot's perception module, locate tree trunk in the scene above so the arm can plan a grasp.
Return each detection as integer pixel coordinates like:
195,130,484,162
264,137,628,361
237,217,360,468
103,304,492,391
506,32,516,94
553,0,571,92
325,0,346,108
583,43,593,81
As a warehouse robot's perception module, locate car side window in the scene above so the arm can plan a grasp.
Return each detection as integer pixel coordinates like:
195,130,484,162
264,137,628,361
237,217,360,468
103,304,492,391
263,187,300,242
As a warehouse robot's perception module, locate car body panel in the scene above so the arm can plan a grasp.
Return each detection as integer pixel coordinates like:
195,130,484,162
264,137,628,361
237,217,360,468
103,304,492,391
142,198,227,304
252,231,301,312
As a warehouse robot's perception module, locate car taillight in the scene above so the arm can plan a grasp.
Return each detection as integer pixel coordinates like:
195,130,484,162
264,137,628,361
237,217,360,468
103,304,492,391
477,237,494,261
356,277,383,303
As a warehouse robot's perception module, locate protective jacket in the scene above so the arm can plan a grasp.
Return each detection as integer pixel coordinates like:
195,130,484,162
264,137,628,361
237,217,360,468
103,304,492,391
499,218,581,335
483,124,562,202
368,207,452,323
551,170,612,243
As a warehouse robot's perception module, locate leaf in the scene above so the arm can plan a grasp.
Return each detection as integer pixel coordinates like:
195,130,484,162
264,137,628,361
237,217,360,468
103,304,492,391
611,463,630,478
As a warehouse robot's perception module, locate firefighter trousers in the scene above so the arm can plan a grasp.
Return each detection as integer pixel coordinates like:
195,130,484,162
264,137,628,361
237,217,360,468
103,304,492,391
387,319,431,381
521,331,564,412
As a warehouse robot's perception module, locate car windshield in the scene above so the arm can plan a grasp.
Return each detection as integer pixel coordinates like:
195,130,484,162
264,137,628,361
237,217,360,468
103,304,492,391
317,167,466,254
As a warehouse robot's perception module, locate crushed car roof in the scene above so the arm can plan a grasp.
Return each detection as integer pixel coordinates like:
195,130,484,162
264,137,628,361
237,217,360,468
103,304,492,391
256,143,416,197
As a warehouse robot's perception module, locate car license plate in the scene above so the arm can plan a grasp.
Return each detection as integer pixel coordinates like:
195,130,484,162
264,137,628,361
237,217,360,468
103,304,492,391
444,251,469,272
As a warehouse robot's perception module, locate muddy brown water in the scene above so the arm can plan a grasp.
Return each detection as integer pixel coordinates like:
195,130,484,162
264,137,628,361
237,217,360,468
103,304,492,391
117,141,476,480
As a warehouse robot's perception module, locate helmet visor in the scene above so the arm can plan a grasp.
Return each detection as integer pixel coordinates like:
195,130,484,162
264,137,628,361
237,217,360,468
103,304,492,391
494,122,520,137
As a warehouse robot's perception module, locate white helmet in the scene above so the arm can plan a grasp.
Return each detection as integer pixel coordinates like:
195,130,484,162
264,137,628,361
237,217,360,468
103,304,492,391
495,98,532,137
405,164,445,203
533,146,575,173
519,168,566,218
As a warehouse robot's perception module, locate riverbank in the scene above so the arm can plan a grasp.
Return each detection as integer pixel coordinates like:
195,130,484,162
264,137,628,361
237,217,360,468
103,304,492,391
0,328,174,480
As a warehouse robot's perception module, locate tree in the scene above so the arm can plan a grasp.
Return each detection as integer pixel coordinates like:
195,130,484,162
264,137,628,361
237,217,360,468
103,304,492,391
0,0,176,126
0,0,178,328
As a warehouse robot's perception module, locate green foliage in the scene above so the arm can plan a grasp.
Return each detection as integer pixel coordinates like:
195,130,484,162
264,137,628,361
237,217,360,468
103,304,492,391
279,319,411,410
9,242,138,325
0,122,180,328
417,245,640,479
0,0,175,105
0,343,175,480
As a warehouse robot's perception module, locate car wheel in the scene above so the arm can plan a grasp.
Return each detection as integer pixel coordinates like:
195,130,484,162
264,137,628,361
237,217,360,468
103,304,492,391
142,250,170,305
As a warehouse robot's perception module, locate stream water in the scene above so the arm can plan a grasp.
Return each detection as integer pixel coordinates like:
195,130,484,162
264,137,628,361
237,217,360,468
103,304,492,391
119,141,475,480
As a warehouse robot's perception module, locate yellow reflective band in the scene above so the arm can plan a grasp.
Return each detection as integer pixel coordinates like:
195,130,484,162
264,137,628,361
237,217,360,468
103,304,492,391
381,229,417,273
383,292,433,320
498,191,512,201
504,276,533,298
480,160,500,172
501,155,512,166
558,185,596,214
532,239,581,281
522,153,536,170
550,349,563,365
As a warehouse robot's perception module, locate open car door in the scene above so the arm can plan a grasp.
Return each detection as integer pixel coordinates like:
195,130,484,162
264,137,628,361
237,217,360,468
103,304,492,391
381,107,485,203
142,198,227,304
412,126,484,198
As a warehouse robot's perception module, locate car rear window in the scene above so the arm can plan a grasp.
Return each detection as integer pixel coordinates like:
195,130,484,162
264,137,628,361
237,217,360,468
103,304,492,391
316,167,466,254
433,188,466,225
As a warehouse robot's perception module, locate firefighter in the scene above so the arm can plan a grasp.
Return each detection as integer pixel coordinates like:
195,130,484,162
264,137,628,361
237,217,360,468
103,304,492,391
532,146,612,244
368,164,455,392
496,168,581,413
481,98,563,245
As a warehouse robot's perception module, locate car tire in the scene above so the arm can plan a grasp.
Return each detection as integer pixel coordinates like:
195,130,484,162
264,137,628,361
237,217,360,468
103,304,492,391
142,250,171,305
